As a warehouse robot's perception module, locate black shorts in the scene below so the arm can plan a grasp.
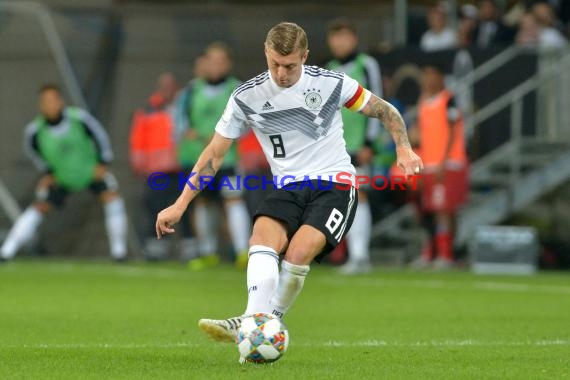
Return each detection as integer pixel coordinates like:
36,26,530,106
253,180,358,262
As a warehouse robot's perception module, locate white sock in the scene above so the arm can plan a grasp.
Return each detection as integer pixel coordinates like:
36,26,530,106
225,200,250,253
244,245,279,315
104,197,127,259
269,260,310,318
194,203,217,256
346,201,372,264
1,206,43,259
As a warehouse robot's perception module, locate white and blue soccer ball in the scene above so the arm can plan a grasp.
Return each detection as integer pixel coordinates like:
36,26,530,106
236,312,289,363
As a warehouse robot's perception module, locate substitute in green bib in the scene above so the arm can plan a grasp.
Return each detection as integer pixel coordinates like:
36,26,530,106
326,19,383,275
175,42,250,271
0,84,127,262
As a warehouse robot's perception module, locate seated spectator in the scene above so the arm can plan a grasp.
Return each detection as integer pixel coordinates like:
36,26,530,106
516,12,541,46
532,2,568,47
458,4,479,48
472,0,516,48
525,0,569,30
420,4,458,52
516,12,567,48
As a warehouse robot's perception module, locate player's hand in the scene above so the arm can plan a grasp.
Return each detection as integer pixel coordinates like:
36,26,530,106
396,146,423,177
155,204,185,239
356,146,374,166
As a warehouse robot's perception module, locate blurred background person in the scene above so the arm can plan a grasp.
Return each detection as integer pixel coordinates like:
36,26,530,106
420,4,458,52
516,12,542,46
326,18,382,274
129,72,185,260
457,4,480,48
1,84,127,262
471,0,516,48
174,43,249,271
531,2,568,48
192,54,208,80
516,11,545,46
411,64,469,270
516,10,567,48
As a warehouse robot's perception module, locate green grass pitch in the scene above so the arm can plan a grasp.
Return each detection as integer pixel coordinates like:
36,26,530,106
1,260,569,379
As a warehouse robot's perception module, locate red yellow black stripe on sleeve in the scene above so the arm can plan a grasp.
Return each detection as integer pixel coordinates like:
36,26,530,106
344,84,366,111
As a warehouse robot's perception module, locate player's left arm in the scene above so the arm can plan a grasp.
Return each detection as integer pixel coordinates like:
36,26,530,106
360,94,423,176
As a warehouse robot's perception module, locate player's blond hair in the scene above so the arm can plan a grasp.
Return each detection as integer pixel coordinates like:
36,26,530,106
265,22,308,56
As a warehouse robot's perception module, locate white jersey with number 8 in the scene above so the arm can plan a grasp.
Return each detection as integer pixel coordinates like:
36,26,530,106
215,65,371,188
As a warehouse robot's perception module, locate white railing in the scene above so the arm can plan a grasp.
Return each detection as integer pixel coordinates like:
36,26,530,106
471,49,570,193
373,47,570,240
473,50,570,147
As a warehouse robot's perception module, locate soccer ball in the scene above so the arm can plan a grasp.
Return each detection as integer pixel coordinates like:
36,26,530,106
236,312,289,363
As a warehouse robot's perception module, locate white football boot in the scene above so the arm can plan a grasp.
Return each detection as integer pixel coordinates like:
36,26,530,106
198,316,243,343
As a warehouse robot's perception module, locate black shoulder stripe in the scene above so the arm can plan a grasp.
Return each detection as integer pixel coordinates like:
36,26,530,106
305,72,345,80
234,72,269,93
305,66,343,79
234,73,270,97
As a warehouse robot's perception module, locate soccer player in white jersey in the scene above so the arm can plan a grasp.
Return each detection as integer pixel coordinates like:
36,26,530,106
156,22,422,345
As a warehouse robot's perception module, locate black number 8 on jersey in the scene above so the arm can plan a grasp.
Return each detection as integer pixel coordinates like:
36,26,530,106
269,134,286,158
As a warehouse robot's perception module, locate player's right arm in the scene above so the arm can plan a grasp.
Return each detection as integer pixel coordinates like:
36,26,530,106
339,73,423,176
155,132,233,238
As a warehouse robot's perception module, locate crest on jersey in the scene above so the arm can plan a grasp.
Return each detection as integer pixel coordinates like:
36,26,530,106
304,89,322,109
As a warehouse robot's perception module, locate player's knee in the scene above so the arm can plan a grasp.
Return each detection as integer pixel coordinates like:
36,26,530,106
284,226,327,265
283,248,313,265
249,232,287,254
249,217,288,253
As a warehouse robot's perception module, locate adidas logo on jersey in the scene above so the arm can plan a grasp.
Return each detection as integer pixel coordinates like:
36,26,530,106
261,101,274,111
